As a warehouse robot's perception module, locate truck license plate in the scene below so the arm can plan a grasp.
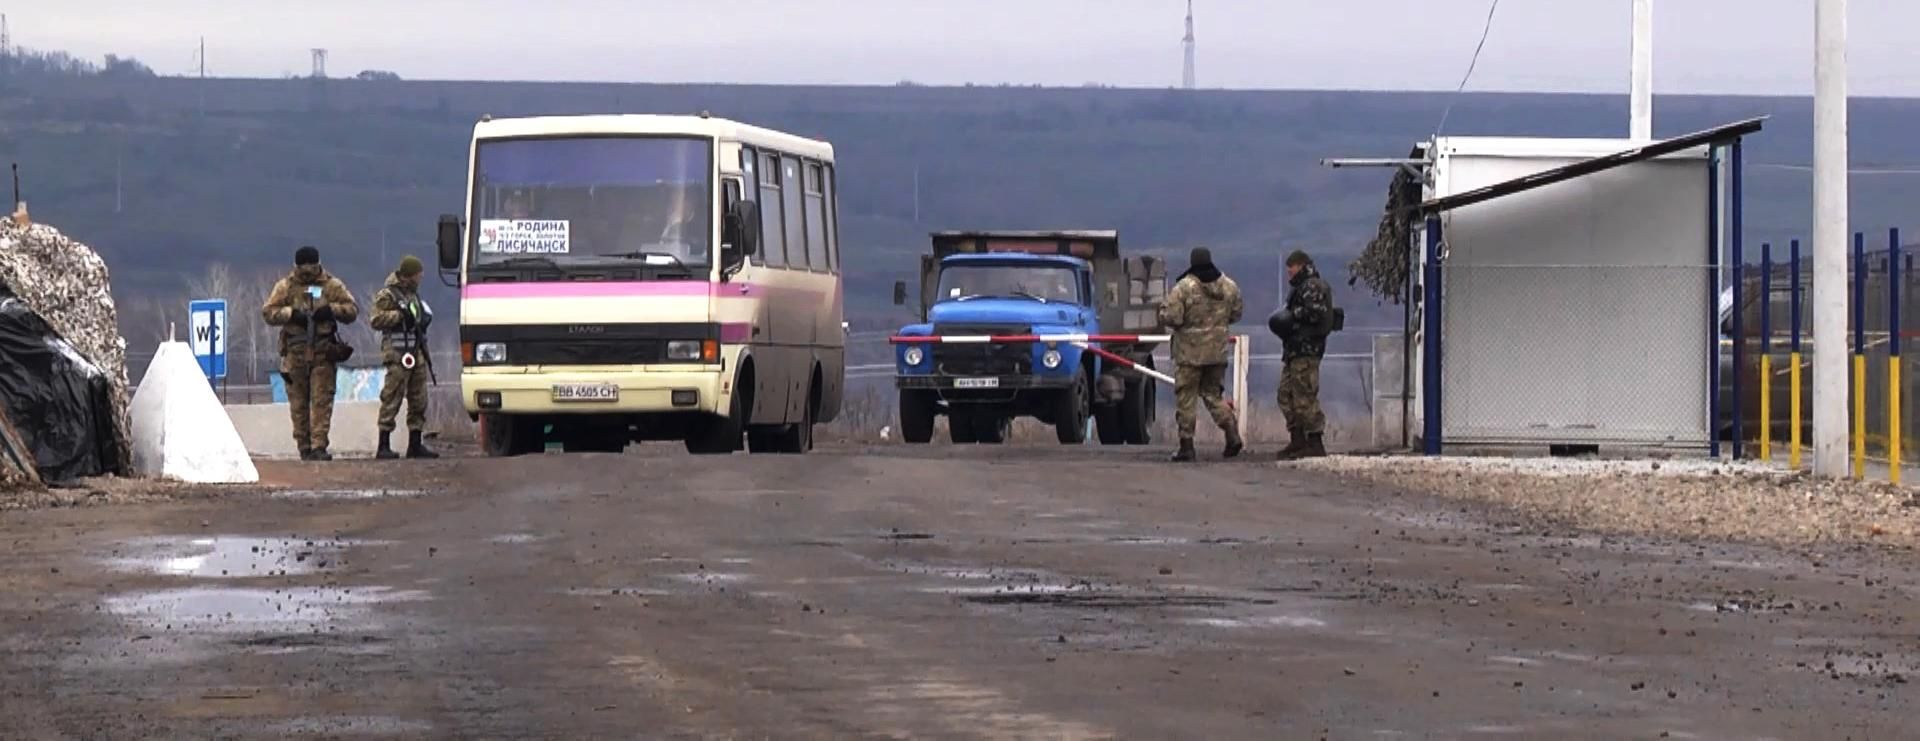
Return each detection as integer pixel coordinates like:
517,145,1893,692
953,377,999,389
552,383,619,402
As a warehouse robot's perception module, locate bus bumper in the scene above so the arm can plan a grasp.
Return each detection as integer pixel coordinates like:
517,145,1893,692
462,366,729,417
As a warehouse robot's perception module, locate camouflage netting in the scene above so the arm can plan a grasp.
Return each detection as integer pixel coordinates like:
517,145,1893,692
0,216,133,477
1346,166,1422,305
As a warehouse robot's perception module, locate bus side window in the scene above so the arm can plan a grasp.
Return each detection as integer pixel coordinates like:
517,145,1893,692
804,162,828,272
823,164,839,273
781,155,807,270
759,152,786,269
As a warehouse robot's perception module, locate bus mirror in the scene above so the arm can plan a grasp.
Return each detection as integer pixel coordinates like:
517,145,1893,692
722,201,761,272
436,214,462,271
893,281,908,306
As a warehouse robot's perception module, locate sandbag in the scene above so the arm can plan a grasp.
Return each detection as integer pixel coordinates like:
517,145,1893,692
0,286,122,482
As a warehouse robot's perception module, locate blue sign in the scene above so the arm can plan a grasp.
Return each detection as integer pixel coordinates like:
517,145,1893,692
188,299,227,380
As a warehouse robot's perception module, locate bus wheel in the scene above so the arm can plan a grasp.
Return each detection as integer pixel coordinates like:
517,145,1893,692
774,393,814,454
687,388,744,455
482,414,543,457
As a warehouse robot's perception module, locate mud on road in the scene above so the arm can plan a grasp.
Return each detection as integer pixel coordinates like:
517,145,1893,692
2,444,1917,739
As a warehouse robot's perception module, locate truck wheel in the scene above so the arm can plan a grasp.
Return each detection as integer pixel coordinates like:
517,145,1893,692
899,390,936,444
975,413,1011,444
482,414,543,457
949,408,980,444
1054,374,1090,444
1121,378,1153,445
1094,404,1124,445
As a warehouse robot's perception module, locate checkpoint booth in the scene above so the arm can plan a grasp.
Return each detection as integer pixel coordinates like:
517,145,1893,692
1403,118,1764,455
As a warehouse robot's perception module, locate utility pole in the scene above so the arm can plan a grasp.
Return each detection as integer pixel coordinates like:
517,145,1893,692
1181,0,1197,90
1812,0,1849,477
1629,0,1653,140
310,48,327,79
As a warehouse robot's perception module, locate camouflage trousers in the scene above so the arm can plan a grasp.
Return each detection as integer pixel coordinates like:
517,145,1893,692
378,362,429,433
1277,357,1325,435
1174,363,1238,441
282,350,337,452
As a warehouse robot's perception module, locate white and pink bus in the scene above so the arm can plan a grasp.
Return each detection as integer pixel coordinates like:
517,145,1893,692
436,114,844,456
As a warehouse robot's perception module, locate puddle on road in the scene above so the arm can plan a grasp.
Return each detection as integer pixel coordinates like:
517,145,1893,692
1180,615,1327,629
105,536,356,578
103,586,430,634
262,716,435,735
270,488,428,500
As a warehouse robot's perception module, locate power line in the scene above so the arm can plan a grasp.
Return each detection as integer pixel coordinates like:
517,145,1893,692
1435,0,1502,137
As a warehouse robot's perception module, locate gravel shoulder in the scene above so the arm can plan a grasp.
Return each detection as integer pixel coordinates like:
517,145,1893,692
1294,454,1920,550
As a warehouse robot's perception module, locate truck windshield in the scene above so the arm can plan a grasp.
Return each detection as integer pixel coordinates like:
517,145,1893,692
937,264,1081,304
469,136,713,278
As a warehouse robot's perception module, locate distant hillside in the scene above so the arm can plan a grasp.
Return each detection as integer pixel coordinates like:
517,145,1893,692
4,72,1920,335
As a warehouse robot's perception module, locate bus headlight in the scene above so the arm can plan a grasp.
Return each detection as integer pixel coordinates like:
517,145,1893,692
1042,349,1062,369
903,346,925,366
475,342,508,365
667,340,702,361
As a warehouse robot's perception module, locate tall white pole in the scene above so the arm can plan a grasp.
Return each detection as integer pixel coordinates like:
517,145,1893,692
1630,0,1653,140
1812,0,1849,477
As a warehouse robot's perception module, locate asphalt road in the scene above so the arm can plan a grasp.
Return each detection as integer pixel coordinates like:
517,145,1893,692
2,444,1915,739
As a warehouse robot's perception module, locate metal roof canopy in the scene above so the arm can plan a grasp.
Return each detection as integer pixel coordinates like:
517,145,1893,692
1418,116,1767,216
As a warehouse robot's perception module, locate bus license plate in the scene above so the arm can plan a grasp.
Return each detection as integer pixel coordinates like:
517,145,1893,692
953,377,999,389
552,383,619,402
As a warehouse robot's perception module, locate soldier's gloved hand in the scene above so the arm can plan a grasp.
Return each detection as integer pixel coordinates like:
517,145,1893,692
312,304,335,323
287,308,310,326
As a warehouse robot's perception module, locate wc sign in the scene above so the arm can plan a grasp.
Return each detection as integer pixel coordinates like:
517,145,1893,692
188,299,227,380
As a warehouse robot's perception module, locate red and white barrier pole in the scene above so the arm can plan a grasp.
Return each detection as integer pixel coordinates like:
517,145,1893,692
1071,342,1175,385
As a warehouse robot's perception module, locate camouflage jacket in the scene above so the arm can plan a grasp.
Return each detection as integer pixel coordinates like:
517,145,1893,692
1279,265,1334,359
1158,265,1243,367
261,265,359,357
368,273,431,365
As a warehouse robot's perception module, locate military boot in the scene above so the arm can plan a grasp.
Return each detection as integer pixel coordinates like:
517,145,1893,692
1299,432,1327,459
375,431,399,460
297,447,314,462
1276,427,1307,461
1171,438,1197,462
406,430,440,460
309,447,333,462
1222,427,1245,459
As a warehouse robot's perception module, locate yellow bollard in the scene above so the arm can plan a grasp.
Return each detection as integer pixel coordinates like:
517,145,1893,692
1893,355,1903,485
1790,352,1803,469
1855,354,1867,480
1759,355,1773,461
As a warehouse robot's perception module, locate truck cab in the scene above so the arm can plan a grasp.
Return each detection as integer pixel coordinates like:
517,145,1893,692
891,230,1164,445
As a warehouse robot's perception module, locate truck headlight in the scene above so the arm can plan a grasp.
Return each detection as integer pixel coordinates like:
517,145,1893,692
903,346,925,366
475,342,508,365
1042,349,1062,369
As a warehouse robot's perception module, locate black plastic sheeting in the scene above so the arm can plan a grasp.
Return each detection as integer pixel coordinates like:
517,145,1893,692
0,283,122,482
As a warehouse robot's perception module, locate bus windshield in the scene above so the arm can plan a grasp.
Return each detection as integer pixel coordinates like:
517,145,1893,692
469,136,713,277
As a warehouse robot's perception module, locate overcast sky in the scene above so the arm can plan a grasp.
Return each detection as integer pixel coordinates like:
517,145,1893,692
15,1,1920,96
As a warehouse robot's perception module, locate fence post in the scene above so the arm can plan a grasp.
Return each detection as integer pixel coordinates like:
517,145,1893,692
1708,145,1722,461
1854,231,1867,480
1422,214,1443,456
1760,243,1773,461
1732,238,1745,460
1891,227,1903,484
1791,239,1804,470
1231,334,1249,446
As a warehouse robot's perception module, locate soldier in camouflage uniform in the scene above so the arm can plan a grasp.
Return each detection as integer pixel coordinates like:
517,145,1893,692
262,246,360,461
1158,247,1245,462
370,256,439,460
1269,249,1334,459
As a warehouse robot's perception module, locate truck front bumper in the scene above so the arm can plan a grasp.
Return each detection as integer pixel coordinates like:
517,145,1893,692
464,366,728,416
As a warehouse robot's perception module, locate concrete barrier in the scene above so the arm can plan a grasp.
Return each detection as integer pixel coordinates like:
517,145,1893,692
226,402,420,459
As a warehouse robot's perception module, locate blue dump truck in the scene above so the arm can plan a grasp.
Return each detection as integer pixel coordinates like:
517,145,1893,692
891,230,1167,445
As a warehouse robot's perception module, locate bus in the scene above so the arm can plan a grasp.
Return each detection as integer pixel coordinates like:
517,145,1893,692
435,113,845,456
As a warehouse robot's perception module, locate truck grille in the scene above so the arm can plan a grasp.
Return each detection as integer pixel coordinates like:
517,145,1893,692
931,324,1031,376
